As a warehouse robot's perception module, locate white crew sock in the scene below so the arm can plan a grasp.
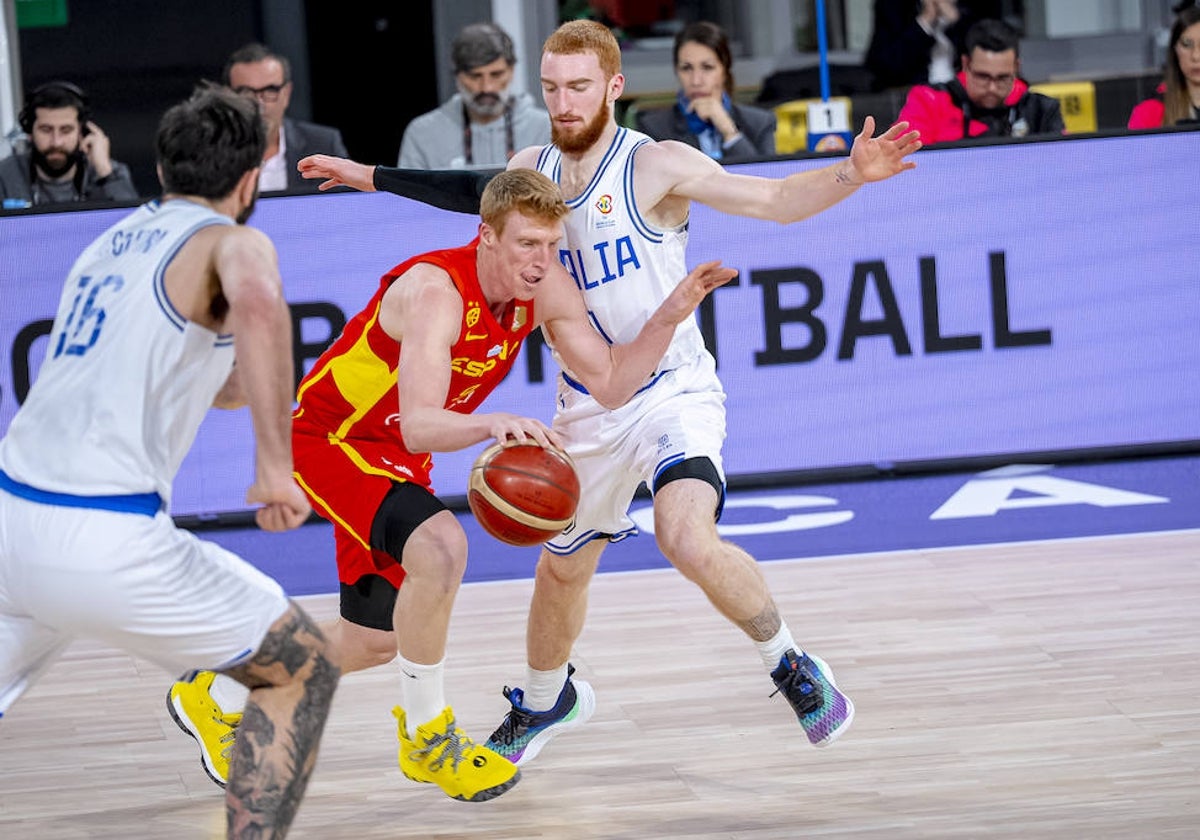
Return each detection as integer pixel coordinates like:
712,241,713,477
397,654,446,734
209,673,250,714
755,623,799,671
522,663,570,712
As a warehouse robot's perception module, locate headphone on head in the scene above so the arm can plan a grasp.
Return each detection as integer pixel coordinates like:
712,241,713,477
18,80,92,135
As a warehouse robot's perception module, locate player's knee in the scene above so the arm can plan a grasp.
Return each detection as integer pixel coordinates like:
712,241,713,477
535,546,598,589
657,524,723,582
403,519,468,589
655,510,716,558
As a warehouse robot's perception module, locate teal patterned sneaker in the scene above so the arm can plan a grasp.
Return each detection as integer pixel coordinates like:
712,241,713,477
485,664,596,766
770,650,855,748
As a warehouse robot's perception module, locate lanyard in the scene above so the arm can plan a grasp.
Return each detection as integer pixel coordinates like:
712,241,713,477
462,98,515,165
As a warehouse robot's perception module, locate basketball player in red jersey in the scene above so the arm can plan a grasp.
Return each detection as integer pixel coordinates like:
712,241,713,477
168,168,735,803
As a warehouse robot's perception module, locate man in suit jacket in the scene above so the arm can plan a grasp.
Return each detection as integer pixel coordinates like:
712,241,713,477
224,42,348,194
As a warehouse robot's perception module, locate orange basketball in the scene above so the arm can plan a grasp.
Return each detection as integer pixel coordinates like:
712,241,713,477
468,440,580,546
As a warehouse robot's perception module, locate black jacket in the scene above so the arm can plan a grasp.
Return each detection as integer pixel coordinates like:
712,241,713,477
281,117,349,193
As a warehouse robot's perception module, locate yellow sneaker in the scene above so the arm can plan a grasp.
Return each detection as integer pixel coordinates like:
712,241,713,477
395,706,520,802
167,670,241,788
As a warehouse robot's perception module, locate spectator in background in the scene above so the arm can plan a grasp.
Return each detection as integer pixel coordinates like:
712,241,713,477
865,1,1007,91
896,18,1063,144
0,80,138,208
635,20,776,162
1128,3,1200,128
223,42,348,194
398,22,551,169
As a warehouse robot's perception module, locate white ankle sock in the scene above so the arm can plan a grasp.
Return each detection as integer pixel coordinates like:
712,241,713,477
522,663,570,712
209,673,250,714
397,655,446,735
755,624,799,671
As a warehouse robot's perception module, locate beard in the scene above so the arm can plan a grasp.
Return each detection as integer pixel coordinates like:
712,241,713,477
236,186,260,225
468,92,509,119
458,81,511,119
32,145,82,180
551,99,610,154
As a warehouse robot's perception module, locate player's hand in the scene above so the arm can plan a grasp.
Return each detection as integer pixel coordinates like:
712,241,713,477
659,260,738,323
844,116,921,183
687,95,737,138
80,121,114,178
246,479,312,532
297,154,377,192
487,414,563,451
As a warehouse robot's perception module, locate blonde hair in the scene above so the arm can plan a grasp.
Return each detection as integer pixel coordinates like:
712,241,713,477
543,19,622,79
479,168,568,234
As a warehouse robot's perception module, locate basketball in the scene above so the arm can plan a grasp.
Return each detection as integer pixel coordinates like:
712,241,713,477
468,440,580,546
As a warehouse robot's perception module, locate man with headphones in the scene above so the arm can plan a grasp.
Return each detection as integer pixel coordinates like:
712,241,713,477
0,81,138,208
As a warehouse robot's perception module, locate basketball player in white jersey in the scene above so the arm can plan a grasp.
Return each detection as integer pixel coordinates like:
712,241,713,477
0,85,338,838
296,19,921,764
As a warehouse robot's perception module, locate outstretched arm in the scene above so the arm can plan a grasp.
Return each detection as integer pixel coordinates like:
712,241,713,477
643,116,921,225
297,154,494,214
540,260,737,409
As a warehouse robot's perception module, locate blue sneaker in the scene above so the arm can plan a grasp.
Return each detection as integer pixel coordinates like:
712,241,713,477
485,664,596,766
770,650,854,747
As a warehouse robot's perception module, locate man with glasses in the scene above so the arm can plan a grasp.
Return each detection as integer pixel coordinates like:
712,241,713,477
223,43,348,193
896,18,1064,144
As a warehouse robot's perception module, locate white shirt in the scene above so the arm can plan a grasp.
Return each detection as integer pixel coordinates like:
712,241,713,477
259,127,288,192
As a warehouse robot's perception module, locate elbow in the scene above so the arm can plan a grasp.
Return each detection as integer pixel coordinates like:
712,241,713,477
399,414,438,454
398,422,427,453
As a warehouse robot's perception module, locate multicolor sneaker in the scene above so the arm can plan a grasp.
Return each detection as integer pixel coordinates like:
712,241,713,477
484,664,596,766
395,706,520,802
770,650,854,748
167,670,241,787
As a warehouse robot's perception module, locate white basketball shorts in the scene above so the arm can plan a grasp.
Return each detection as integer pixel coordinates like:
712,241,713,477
547,352,727,554
0,492,288,716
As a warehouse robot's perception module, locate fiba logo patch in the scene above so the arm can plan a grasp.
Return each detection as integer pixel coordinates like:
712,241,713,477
595,194,613,214
657,433,671,453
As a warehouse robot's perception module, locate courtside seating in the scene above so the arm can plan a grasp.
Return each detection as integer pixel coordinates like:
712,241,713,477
1029,80,1098,134
774,97,853,154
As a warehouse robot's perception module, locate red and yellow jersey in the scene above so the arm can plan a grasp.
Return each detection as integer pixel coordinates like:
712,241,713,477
292,238,535,491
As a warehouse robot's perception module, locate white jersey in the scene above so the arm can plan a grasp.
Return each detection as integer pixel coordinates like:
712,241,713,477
0,199,235,505
535,127,708,378
534,129,730,551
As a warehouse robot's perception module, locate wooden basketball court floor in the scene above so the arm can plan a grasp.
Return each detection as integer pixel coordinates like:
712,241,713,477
1,529,1197,839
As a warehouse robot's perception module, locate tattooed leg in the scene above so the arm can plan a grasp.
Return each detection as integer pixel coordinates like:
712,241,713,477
221,601,340,840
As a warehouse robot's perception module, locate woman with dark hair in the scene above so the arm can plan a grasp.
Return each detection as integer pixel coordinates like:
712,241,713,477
1128,3,1200,128
635,20,776,161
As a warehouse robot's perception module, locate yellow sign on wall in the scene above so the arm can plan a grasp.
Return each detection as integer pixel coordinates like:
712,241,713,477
1029,81,1097,134
774,97,853,154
